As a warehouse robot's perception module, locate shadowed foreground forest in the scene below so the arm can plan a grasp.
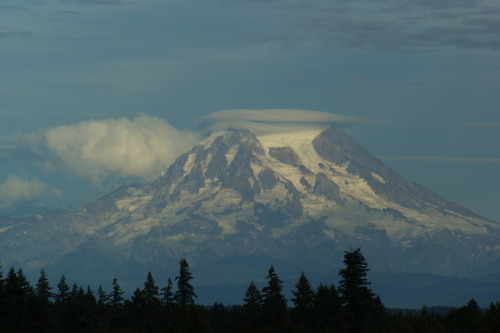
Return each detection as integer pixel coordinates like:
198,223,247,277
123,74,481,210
1,248,499,333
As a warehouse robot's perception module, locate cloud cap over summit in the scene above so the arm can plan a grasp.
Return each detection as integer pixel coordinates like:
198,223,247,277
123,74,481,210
196,109,372,135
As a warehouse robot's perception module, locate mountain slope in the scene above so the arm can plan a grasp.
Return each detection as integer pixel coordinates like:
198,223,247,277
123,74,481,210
1,126,499,303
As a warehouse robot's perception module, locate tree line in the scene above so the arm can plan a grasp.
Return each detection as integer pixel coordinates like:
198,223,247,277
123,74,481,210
1,249,499,332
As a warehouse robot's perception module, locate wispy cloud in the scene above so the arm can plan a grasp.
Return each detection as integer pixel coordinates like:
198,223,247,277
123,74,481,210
380,155,500,164
0,5,30,12
457,122,500,129
0,133,43,163
58,0,127,5
55,10,83,15
276,0,500,51
0,175,46,209
0,30,32,38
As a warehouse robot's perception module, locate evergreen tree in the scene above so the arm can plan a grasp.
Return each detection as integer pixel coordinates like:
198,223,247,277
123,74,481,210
161,277,175,309
243,280,262,312
314,283,345,332
291,272,315,329
338,248,372,309
70,283,81,298
0,266,4,314
174,258,197,307
142,271,160,305
445,298,482,333
338,247,385,332
414,307,446,333
82,286,99,330
262,266,287,311
338,248,374,309
107,280,126,331
17,268,34,299
291,272,315,313
31,271,58,332
261,265,288,329
64,283,98,332
2,268,35,331
131,287,145,305
55,274,70,305
126,274,164,332
208,302,233,332
4,268,34,304
170,259,211,333
124,287,147,331
110,278,124,308
54,275,72,332
35,268,52,302
483,302,500,333
86,285,97,304
241,280,262,330
0,266,4,291
97,285,108,306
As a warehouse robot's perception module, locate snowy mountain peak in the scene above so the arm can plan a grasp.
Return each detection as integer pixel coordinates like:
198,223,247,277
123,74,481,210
147,127,494,241
1,126,499,289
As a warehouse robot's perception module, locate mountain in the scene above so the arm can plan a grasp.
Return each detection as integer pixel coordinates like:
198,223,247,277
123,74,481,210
1,126,499,306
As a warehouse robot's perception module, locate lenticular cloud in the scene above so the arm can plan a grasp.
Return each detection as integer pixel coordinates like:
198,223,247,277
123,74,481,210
196,109,369,134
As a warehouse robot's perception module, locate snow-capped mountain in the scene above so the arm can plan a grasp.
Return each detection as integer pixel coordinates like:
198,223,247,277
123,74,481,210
1,126,499,305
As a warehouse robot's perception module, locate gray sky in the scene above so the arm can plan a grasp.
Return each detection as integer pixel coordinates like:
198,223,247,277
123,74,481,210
1,0,499,221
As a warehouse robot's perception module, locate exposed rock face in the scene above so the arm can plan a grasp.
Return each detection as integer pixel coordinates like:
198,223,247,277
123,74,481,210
269,146,301,166
313,172,341,202
0,126,499,296
258,168,280,191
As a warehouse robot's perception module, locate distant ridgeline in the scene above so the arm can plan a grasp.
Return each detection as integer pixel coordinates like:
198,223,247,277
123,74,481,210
1,248,500,333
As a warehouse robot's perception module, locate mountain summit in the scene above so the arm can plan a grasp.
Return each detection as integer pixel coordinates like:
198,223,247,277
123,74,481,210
1,126,499,304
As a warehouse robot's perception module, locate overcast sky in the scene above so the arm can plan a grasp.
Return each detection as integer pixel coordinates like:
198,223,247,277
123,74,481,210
1,0,499,221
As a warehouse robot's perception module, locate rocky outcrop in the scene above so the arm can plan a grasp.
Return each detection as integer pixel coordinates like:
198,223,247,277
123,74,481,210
269,146,301,166
313,172,341,203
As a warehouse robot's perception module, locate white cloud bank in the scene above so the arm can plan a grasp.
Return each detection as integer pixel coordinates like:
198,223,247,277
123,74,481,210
44,115,197,183
0,175,45,209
